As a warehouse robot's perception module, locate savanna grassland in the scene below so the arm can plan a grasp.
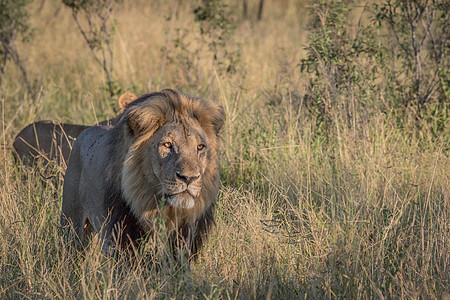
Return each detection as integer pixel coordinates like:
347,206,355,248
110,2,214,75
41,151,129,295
1,0,449,298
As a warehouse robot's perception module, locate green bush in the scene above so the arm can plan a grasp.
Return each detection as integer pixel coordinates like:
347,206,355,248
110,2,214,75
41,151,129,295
300,0,384,138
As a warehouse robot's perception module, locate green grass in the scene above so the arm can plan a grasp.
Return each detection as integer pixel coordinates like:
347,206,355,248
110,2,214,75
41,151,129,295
1,0,449,298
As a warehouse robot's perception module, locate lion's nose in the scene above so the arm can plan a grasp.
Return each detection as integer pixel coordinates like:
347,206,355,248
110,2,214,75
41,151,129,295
176,172,200,185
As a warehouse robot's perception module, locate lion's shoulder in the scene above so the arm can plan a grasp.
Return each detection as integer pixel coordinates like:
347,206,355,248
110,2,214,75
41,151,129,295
69,126,113,184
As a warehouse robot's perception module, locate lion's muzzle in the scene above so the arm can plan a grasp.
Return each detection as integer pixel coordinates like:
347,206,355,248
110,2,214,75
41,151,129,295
165,170,202,209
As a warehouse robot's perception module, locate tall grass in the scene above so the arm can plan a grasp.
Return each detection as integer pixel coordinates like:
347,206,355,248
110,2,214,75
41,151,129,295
1,0,448,298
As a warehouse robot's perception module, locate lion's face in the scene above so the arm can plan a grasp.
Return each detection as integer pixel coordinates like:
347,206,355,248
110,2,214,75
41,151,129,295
145,121,209,209
118,90,224,226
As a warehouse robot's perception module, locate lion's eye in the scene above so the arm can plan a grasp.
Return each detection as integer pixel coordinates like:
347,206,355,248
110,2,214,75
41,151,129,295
197,144,206,151
163,142,172,148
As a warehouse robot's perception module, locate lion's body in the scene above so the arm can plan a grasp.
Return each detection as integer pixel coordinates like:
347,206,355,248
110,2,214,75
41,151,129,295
13,121,90,166
61,90,224,257
13,93,137,167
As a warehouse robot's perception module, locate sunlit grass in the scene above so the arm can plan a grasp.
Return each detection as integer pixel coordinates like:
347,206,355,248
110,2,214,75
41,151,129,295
0,0,448,298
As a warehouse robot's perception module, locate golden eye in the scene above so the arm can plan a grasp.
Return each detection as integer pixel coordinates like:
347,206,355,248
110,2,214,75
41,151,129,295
197,144,206,150
163,142,172,148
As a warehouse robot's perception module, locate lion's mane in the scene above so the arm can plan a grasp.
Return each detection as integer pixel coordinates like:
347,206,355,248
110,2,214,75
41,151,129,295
103,89,224,255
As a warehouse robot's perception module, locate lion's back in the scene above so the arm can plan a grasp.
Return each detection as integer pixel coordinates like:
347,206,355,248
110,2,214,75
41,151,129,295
76,126,112,165
13,121,89,165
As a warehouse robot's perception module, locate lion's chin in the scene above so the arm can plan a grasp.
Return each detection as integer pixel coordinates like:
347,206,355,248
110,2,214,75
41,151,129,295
167,193,195,209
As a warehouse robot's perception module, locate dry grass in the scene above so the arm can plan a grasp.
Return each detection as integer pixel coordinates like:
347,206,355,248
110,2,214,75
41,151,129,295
1,0,449,299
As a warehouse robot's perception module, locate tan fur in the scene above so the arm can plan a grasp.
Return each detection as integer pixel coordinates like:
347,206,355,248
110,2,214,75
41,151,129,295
13,93,137,166
61,89,224,258
118,92,138,110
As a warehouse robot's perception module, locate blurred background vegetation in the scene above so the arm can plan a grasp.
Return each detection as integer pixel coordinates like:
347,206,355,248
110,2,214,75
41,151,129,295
0,0,449,298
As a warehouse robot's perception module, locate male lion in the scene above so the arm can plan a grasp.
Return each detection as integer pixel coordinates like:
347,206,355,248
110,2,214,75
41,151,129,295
13,92,137,166
61,89,224,259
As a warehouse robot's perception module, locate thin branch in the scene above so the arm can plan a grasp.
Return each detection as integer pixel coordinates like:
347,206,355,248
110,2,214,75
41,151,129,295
1,40,31,93
69,2,116,95
385,1,412,57
72,11,103,68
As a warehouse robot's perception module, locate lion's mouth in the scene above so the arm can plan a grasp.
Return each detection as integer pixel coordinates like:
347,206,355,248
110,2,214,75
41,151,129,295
166,192,195,209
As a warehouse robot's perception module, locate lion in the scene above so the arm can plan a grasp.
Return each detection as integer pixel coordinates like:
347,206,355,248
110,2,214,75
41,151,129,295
13,92,138,166
61,89,225,259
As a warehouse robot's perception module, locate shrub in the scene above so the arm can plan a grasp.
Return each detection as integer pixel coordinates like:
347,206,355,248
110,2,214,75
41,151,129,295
375,0,449,110
300,0,384,138
194,0,241,75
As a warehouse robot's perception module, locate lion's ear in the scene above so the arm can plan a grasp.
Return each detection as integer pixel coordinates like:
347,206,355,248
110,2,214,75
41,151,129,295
126,106,164,137
127,115,140,136
118,92,138,112
202,101,225,135
194,100,225,135
212,104,225,134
